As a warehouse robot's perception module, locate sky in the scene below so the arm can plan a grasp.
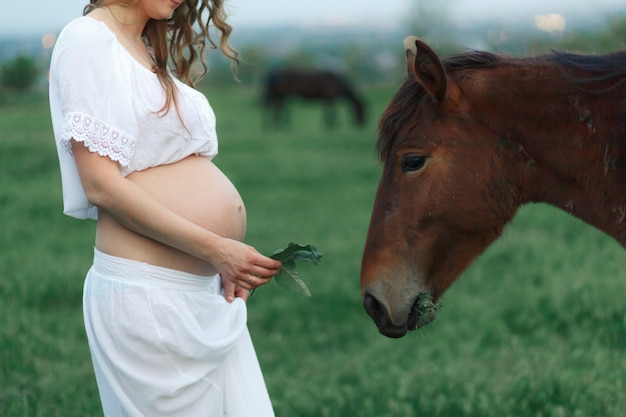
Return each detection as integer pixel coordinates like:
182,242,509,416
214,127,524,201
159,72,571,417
5,0,626,37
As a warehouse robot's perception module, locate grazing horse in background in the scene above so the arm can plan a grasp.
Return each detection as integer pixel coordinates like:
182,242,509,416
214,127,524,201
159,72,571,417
361,36,626,338
262,67,366,129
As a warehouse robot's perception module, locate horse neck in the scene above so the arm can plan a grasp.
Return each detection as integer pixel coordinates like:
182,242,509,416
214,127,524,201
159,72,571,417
341,88,362,106
341,89,364,121
462,66,626,246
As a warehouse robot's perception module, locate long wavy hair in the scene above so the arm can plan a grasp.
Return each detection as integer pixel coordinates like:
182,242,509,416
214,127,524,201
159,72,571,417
84,0,239,115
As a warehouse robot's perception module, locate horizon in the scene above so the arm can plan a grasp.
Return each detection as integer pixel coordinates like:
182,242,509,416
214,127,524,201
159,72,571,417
5,0,626,38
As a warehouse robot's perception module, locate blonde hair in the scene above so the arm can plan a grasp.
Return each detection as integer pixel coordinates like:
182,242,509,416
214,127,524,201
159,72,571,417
84,0,239,115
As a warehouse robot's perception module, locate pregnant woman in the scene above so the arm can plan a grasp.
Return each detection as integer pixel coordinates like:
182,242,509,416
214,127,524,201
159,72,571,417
48,1,281,416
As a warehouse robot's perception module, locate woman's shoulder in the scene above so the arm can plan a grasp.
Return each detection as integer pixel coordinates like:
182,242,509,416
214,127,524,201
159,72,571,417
56,15,116,52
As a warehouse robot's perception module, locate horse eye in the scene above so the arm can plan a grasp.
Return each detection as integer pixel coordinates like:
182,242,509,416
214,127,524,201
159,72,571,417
401,154,427,172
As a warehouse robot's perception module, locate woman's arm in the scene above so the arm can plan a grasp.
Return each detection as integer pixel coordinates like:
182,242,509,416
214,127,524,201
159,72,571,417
72,141,281,297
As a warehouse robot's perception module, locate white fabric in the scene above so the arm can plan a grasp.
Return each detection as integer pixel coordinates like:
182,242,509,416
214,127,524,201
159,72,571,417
49,16,219,220
84,249,275,417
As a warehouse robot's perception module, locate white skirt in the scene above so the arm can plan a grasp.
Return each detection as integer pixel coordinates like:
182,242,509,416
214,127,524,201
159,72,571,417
83,249,275,417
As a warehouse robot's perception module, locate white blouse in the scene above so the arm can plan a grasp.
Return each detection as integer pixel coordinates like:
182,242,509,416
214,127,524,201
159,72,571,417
49,16,219,220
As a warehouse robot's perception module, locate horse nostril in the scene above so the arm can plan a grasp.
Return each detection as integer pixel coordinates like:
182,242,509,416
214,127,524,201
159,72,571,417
363,291,390,326
363,290,409,338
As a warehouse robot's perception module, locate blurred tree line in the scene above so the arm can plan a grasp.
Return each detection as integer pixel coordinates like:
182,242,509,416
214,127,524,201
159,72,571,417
203,10,626,89
404,1,626,56
0,55,39,103
1,55,39,91
1,5,626,99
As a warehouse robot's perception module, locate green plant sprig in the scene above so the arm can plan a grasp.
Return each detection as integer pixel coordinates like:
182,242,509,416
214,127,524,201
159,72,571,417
267,243,323,297
413,292,442,327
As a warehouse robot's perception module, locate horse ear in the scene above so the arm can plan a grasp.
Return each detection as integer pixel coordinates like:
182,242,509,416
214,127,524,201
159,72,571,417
403,36,447,104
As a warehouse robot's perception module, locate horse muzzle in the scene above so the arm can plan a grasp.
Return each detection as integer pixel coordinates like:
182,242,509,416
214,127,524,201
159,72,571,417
362,280,439,338
363,291,410,338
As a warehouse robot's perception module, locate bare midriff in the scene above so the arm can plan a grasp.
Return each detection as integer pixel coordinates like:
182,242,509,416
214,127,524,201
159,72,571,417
95,155,247,276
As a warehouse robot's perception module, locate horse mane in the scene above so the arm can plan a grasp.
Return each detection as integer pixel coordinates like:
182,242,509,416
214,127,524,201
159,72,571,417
377,49,626,161
445,50,626,87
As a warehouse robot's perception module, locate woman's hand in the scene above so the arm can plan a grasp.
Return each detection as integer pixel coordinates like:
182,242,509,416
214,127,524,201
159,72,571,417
211,237,282,302
221,279,250,302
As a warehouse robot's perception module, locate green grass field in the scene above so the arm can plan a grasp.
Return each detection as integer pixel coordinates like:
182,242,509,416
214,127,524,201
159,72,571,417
1,83,624,417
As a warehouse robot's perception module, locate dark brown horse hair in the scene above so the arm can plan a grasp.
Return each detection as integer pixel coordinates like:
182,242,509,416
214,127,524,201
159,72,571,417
377,48,626,161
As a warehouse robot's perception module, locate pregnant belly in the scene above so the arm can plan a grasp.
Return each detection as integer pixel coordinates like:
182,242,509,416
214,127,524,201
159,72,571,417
129,155,247,240
95,155,246,275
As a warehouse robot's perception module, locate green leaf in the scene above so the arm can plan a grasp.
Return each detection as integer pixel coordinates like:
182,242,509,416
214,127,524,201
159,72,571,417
270,243,323,265
274,267,311,297
268,243,322,297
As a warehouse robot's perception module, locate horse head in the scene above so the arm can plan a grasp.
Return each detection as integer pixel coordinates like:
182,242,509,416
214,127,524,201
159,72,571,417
360,37,521,338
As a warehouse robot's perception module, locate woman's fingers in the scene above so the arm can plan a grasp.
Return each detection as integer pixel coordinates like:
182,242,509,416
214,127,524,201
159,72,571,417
233,285,250,302
221,277,237,302
221,276,251,303
243,272,271,289
215,238,283,295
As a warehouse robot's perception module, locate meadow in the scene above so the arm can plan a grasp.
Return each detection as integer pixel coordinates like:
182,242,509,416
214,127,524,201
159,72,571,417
0,82,624,417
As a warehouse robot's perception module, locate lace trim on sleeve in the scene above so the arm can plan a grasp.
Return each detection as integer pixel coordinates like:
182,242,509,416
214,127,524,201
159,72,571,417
61,112,137,167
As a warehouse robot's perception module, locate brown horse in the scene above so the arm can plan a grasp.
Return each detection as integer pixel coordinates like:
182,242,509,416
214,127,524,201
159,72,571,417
262,67,366,129
361,36,626,338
